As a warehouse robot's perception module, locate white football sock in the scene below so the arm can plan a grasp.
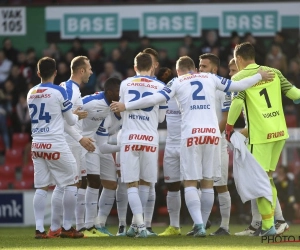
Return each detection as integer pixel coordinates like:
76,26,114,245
167,191,181,228
218,191,231,230
127,187,143,215
96,188,115,227
138,185,150,217
251,199,261,229
62,185,77,230
200,188,214,227
33,189,47,232
50,186,64,231
76,188,86,230
274,197,285,221
144,183,156,228
84,187,99,229
116,179,128,226
184,187,202,224
197,188,202,200
128,187,145,229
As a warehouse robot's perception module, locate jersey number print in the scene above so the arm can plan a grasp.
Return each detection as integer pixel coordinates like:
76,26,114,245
29,103,52,123
191,81,205,100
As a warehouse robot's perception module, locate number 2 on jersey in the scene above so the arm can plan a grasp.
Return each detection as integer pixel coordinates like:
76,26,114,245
128,90,154,112
259,88,272,108
29,103,52,123
190,81,205,100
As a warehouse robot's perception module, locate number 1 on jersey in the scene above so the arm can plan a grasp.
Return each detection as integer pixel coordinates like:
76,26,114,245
259,88,272,108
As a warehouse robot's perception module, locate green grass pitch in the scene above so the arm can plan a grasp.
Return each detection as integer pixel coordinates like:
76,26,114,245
1,225,300,250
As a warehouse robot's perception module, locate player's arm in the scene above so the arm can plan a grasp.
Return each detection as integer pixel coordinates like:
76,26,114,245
107,112,122,135
97,134,120,154
158,101,167,123
225,91,245,141
273,69,300,102
219,92,231,133
111,84,175,112
96,125,120,154
215,69,274,93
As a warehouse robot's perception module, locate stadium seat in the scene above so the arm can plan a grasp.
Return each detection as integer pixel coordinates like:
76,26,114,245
0,165,17,182
0,135,4,152
157,206,168,216
0,179,9,190
285,114,298,127
4,149,23,167
22,164,34,181
12,133,30,151
13,180,34,190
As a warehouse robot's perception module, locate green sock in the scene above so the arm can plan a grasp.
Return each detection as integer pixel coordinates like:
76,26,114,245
256,197,274,230
270,178,277,209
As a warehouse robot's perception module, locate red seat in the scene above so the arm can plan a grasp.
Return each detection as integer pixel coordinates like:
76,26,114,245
13,180,34,190
5,149,23,167
12,133,30,151
157,206,168,216
0,135,5,151
0,179,9,190
0,165,17,182
285,114,298,128
22,164,34,180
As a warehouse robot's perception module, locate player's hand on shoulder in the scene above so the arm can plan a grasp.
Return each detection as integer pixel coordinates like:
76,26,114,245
73,107,88,120
79,137,95,152
258,67,275,81
110,101,126,112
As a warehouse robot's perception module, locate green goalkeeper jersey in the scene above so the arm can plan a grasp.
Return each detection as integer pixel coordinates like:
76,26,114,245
231,63,289,144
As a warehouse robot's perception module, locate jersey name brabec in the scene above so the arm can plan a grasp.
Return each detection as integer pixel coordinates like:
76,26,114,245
159,73,232,141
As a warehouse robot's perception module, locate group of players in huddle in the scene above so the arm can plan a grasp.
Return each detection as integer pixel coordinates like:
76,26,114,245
27,42,300,239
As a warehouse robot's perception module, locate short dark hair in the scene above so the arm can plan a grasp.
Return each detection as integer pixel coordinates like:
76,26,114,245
234,42,255,61
104,77,121,93
176,56,195,72
143,48,159,62
134,52,152,72
37,57,56,80
157,67,174,84
199,53,220,68
71,56,89,73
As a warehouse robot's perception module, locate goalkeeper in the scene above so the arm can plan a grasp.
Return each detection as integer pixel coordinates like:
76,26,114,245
225,42,300,236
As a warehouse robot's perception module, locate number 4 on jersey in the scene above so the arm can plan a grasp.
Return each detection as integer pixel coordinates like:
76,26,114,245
29,103,52,123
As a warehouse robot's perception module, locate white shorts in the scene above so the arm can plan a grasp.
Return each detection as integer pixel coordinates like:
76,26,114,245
82,146,100,175
100,152,117,181
33,149,78,188
120,144,158,183
163,145,181,183
214,145,229,186
180,138,221,181
67,142,86,179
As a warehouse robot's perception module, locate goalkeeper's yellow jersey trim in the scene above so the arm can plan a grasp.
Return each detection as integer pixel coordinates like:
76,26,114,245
229,63,289,144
